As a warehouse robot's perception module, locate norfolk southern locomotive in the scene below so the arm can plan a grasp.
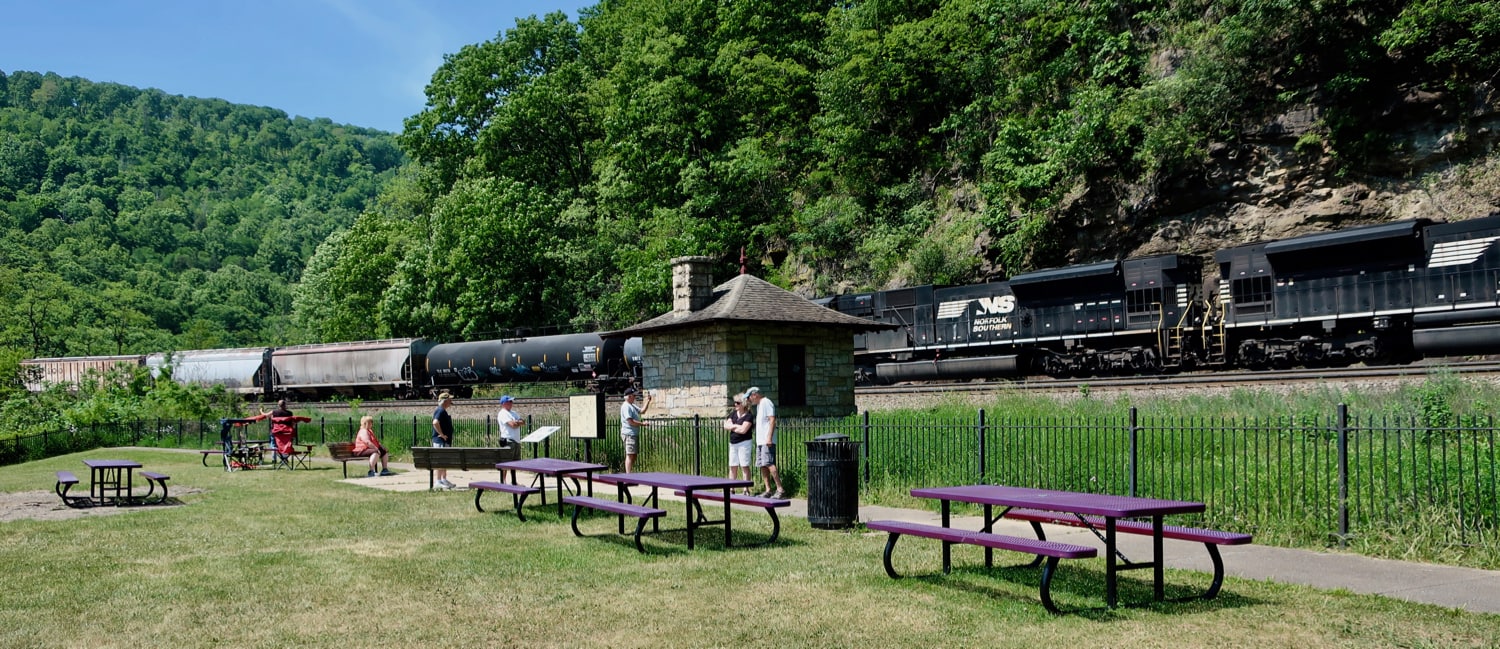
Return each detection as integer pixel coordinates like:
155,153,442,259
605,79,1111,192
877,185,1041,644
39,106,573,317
821,215,1500,383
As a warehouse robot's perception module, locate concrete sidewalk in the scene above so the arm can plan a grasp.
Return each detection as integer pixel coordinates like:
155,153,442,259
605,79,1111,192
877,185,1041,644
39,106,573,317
340,461,1500,615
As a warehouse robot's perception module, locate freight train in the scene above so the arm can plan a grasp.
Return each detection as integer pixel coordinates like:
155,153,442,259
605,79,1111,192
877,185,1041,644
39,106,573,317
21,333,643,400
820,215,1500,383
21,216,1500,395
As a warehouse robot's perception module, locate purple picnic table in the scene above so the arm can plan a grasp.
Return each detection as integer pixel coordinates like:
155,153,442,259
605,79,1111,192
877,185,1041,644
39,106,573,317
82,459,143,506
595,472,753,549
911,485,1206,607
496,457,608,516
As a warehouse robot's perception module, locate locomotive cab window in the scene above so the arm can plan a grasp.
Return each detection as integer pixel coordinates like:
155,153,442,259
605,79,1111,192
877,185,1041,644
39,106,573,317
1231,275,1273,305
1126,288,1163,314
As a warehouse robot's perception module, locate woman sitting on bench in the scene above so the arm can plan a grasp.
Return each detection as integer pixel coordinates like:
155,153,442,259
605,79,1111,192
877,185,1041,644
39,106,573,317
353,416,394,477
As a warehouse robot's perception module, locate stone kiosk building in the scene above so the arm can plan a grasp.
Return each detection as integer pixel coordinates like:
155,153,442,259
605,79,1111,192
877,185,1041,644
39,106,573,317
604,256,894,419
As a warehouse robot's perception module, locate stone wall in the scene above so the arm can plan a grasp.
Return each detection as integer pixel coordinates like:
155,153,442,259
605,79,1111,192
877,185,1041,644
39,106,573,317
642,323,857,418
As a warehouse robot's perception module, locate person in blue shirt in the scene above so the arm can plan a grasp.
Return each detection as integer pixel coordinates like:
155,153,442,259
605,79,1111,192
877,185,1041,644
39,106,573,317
431,392,456,489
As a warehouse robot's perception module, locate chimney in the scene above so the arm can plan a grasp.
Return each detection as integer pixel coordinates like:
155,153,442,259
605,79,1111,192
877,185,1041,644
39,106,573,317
670,256,715,314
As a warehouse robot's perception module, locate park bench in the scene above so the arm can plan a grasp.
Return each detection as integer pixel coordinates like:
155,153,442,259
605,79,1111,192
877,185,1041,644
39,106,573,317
326,442,363,478
563,495,667,553
469,481,542,521
411,445,520,490
55,470,88,508
866,519,1098,614
198,449,225,467
674,490,791,546
138,471,171,505
1004,508,1252,600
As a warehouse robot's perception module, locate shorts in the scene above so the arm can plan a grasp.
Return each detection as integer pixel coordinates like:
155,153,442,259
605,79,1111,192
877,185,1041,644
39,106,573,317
355,448,387,458
432,439,451,448
729,441,753,467
623,435,639,455
756,444,777,467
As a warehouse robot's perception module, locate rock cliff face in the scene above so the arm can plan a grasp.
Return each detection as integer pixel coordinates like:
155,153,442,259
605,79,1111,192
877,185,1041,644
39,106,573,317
1081,82,1500,265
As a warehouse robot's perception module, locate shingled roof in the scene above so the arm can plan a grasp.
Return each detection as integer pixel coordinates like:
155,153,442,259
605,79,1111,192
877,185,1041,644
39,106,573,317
602,274,895,338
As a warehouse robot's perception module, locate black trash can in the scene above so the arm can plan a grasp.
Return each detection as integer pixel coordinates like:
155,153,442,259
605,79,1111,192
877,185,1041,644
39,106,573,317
805,433,861,529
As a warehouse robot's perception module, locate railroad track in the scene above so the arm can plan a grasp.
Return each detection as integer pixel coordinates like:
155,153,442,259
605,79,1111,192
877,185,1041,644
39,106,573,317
857,359,1500,396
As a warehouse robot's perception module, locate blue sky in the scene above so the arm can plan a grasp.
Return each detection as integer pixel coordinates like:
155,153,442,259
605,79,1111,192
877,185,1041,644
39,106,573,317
0,0,593,133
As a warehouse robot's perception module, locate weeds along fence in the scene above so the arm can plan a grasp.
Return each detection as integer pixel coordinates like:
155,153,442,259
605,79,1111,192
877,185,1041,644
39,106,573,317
4,405,1494,551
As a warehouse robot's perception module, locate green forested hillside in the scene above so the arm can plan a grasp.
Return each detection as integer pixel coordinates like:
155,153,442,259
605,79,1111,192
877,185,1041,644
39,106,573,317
301,0,1498,343
4,1,1497,354
0,70,402,358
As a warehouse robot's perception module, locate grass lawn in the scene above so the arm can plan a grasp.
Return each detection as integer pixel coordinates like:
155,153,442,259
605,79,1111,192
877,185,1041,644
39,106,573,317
2,449,1497,649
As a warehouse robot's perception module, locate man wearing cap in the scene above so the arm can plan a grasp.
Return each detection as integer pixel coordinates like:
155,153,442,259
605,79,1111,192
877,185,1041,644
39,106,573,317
620,388,651,472
746,386,785,498
431,392,456,489
496,395,524,444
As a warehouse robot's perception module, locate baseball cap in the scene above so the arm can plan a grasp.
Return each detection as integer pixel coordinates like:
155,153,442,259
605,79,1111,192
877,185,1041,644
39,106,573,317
745,386,761,397
499,395,514,404
623,388,638,396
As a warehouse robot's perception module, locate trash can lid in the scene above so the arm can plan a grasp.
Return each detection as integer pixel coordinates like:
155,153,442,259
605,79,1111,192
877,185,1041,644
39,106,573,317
812,433,850,442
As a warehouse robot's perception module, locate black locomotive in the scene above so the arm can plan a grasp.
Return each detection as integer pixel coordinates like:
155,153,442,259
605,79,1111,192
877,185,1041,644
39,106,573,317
822,215,1500,383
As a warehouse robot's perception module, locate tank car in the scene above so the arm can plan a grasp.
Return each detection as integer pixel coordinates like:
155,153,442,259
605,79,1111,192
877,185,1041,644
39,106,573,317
146,348,272,397
425,333,643,395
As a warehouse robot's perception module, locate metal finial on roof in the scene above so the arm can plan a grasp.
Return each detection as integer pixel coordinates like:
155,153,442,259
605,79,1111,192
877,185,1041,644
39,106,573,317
739,247,746,275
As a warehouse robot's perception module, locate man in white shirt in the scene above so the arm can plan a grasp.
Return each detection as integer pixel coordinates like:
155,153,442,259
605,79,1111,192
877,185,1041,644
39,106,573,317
620,387,651,472
496,395,524,444
746,386,785,498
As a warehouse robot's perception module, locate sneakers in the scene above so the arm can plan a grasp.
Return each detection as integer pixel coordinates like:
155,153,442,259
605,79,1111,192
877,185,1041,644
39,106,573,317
756,490,772,498
436,479,455,490
379,470,396,477
771,490,786,499
366,470,378,478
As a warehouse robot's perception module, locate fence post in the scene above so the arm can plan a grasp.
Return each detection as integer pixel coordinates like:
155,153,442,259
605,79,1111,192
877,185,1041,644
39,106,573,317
693,415,702,476
411,416,418,448
1337,403,1350,547
862,411,871,485
1128,406,1139,497
977,408,987,485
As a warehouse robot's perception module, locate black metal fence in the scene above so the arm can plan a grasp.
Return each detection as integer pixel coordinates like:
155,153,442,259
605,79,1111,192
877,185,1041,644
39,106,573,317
5,405,1495,549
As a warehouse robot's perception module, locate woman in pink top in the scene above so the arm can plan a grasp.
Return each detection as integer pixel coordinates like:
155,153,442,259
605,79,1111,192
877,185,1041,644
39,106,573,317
352,415,393,477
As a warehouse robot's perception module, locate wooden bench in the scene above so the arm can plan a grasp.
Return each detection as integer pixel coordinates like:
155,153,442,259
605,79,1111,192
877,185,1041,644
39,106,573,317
55,471,88,508
866,520,1098,613
326,442,362,478
198,449,225,467
470,481,542,521
674,490,791,545
138,471,171,505
563,495,667,553
1004,508,1252,600
411,445,520,490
